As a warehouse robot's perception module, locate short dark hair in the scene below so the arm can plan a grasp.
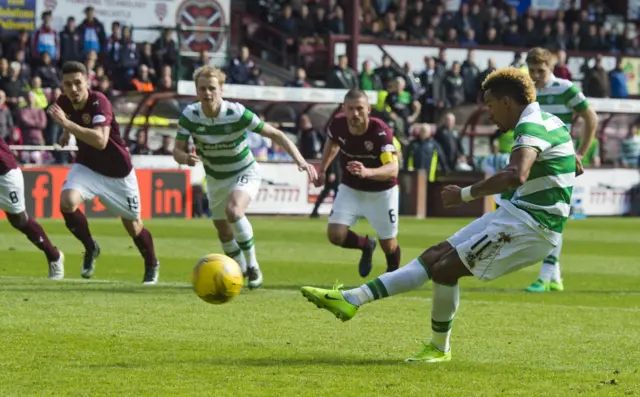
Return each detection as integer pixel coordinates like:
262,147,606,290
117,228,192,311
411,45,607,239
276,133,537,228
42,11,52,19
343,89,368,102
61,61,88,76
481,67,536,106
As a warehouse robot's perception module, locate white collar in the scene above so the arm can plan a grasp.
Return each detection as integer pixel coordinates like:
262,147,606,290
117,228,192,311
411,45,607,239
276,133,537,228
520,102,540,119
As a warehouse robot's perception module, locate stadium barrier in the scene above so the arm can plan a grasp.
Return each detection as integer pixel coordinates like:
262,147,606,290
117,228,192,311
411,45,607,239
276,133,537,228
0,167,192,220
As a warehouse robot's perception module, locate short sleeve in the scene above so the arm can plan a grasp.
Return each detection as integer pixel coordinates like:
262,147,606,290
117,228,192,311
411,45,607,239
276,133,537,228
326,117,340,142
177,113,192,141
235,103,264,133
512,122,551,153
91,95,113,127
377,120,396,153
564,84,589,113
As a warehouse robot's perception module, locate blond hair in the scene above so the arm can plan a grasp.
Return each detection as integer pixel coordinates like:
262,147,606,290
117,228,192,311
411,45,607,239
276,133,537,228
526,47,553,66
481,67,536,105
193,65,226,86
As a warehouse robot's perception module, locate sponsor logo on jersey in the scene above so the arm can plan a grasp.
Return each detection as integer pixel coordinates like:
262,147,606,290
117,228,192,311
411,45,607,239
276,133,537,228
381,144,395,153
92,115,106,124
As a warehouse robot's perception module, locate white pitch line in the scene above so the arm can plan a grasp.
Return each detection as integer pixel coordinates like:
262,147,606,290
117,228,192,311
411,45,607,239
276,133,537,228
2,276,640,313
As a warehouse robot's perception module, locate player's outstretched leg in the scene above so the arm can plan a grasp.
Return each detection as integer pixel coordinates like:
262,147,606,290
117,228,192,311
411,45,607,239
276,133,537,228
526,238,563,292
380,238,401,273
226,191,261,289
122,218,159,284
60,190,99,279
301,241,467,362
327,224,376,277
6,212,64,280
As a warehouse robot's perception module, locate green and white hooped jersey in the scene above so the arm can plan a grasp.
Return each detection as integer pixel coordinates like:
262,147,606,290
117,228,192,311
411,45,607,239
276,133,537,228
535,76,589,131
177,100,264,180
500,102,576,246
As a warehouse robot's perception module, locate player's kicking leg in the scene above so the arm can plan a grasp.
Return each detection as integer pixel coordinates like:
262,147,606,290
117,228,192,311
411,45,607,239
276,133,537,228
302,208,554,362
2,169,63,279
526,238,563,292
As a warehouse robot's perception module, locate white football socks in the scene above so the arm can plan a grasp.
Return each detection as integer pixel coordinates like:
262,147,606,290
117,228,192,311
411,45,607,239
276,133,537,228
232,216,259,270
342,258,431,306
540,239,563,283
221,239,247,273
430,282,460,353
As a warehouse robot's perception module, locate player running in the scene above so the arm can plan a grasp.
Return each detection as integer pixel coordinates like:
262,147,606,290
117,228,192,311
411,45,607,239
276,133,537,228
0,139,64,279
316,89,400,278
172,66,317,289
47,61,160,284
524,47,598,293
300,68,583,362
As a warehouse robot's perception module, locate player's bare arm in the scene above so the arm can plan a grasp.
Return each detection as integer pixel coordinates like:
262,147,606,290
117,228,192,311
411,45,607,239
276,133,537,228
172,139,199,166
315,139,340,187
575,107,598,158
48,103,109,150
347,158,398,181
260,123,318,181
442,147,538,207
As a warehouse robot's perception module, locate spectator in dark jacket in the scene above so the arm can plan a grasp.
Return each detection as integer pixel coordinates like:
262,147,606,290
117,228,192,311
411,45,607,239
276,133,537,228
227,46,254,85
404,124,450,173
609,60,629,99
118,26,139,89
461,50,480,103
444,62,465,108
152,28,178,68
0,90,14,141
326,55,357,89
35,52,60,89
434,113,466,170
583,55,610,98
59,17,83,64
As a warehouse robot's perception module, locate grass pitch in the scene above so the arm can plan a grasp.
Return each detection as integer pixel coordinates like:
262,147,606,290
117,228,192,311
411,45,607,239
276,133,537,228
1,216,639,396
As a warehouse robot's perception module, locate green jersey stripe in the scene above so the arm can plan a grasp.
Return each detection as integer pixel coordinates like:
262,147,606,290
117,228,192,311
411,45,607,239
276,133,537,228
198,145,251,165
515,173,575,197
512,203,567,233
528,155,575,180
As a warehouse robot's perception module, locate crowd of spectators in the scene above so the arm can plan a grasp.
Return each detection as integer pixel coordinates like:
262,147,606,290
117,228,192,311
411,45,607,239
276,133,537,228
0,6,201,165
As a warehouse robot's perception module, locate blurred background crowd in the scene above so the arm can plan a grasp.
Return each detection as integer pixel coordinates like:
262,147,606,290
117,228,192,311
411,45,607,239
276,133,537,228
2,0,640,173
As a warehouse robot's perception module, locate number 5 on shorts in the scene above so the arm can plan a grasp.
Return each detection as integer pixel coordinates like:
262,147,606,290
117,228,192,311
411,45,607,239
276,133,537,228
388,209,396,224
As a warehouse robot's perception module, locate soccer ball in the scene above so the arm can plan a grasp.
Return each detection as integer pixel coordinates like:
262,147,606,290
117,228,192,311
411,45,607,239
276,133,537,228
192,254,243,304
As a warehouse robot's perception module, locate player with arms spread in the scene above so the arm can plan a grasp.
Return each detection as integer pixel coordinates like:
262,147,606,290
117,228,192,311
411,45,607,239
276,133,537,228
173,66,317,289
524,47,599,293
316,89,400,277
0,140,64,278
301,68,583,362
47,61,160,284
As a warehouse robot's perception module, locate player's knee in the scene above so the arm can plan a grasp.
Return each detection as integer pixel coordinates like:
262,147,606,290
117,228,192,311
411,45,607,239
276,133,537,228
225,203,244,222
122,218,143,238
6,212,27,230
327,228,346,246
59,191,81,213
430,251,470,285
419,241,453,272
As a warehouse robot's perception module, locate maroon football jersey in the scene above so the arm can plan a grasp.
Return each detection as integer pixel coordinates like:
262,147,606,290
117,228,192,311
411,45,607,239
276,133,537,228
57,90,132,178
0,138,19,176
327,115,398,192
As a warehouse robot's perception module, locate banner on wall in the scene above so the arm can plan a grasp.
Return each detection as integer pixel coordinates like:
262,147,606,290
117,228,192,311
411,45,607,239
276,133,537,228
132,156,333,215
572,169,640,216
0,167,192,220
36,0,229,55
0,0,35,32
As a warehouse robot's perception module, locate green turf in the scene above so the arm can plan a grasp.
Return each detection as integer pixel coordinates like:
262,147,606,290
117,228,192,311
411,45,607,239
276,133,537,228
1,216,639,396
